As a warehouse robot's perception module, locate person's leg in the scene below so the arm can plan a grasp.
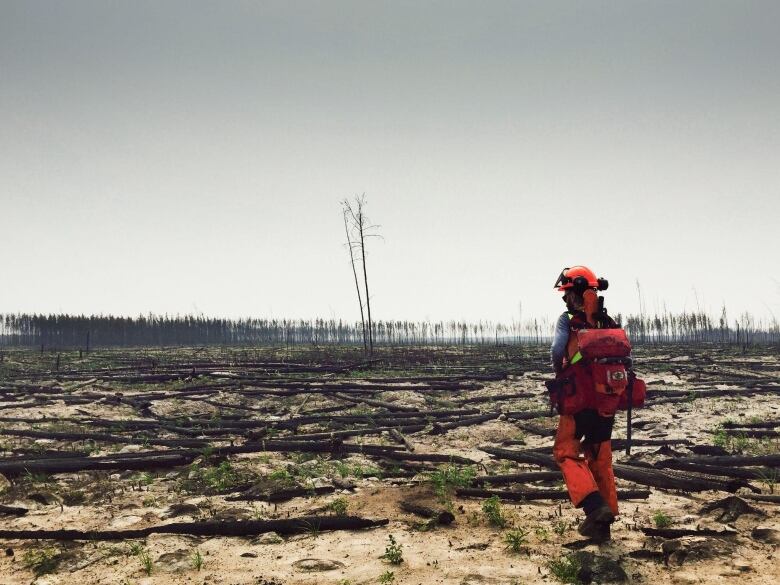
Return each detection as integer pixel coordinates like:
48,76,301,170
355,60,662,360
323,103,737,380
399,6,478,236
585,440,618,516
553,414,599,508
573,411,615,542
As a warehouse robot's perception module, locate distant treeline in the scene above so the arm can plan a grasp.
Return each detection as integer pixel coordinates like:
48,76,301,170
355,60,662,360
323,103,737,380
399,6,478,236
0,310,777,349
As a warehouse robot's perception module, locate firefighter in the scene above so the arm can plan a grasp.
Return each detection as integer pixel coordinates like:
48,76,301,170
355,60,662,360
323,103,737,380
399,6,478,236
551,265,617,543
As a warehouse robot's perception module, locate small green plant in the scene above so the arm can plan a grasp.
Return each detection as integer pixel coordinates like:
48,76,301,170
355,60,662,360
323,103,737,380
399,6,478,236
548,554,581,584
333,461,351,478
350,463,383,480
428,464,476,503
756,467,778,493
553,520,570,535
61,489,87,506
504,528,529,553
652,511,673,528
380,534,403,565
326,497,349,516
132,472,154,486
22,547,60,576
713,428,729,449
183,460,248,493
138,549,153,575
23,471,54,486
269,468,294,484
534,525,549,542
128,541,144,556
192,548,203,571
482,495,506,528
204,461,240,491
302,519,321,538
379,570,395,584
731,432,751,453
128,543,153,575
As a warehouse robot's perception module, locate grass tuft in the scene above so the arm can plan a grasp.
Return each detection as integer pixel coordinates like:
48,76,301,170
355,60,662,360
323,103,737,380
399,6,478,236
482,495,506,528
548,554,581,584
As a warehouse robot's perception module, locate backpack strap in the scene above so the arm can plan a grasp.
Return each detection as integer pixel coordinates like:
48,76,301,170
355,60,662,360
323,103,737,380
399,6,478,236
567,311,589,365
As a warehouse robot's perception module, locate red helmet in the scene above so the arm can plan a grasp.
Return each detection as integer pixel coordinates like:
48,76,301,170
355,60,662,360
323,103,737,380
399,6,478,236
554,266,608,292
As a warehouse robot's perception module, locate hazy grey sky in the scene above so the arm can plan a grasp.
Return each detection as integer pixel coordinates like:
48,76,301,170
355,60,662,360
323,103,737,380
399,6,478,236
1,1,778,324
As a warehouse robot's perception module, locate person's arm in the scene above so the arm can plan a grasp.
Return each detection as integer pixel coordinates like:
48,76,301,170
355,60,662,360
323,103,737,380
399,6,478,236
550,312,570,374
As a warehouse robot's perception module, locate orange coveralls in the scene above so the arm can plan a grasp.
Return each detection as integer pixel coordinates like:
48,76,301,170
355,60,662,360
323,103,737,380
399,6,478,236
552,318,619,516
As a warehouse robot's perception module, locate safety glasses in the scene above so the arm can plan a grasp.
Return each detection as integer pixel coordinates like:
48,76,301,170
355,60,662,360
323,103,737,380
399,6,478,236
553,268,571,289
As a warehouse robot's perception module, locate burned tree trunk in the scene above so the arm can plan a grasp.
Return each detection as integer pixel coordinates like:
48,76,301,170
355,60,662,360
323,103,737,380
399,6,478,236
0,515,389,541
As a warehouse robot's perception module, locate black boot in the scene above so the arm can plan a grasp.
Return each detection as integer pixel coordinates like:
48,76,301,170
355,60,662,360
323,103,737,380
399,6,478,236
578,504,614,542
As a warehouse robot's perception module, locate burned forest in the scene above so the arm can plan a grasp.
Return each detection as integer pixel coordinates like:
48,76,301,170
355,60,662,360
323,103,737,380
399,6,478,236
0,343,777,584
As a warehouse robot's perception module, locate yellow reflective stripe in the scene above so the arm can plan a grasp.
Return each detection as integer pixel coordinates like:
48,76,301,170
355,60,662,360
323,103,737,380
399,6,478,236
570,351,583,364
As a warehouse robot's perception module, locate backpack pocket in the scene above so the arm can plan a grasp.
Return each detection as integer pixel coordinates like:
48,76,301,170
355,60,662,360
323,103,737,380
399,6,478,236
591,362,627,416
618,375,646,409
577,328,632,359
546,367,594,415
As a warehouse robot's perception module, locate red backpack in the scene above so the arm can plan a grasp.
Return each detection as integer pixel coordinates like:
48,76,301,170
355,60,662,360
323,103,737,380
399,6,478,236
547,313,646,417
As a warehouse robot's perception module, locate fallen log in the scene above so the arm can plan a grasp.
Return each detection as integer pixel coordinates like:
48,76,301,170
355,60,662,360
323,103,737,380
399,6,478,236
0,439,476,477
0,401,47,411
225,485,336,502
722,419,780,429
430,412,500,435
688,445,730,456
0,504,28,516
699,496,765,522
0,453,194,477
280,408,479,427
454,392,536,405
513,422,556,437
721,429,779,439
283,423,429,442
399,500,455,524
655,459,775,480
357,372,508,383
646,386,780,405
333,392,418,413
672,454,780,467
0,515,388,540
611,439,693,449
376,459,438,473
456,488,650,501
641,527,737,538
497,438,692,449
2,449,90,460
480,446,557,469
613,463,754,493
390,428,415,452
742,493,780,503
481,447,756,493
241,381,483,395
0,427,209,449
353,445,477,465
472,471,563,485
505,410,554,421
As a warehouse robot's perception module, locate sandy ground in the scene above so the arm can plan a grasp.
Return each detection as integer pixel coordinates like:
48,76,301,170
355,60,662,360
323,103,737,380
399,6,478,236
0,350,778,585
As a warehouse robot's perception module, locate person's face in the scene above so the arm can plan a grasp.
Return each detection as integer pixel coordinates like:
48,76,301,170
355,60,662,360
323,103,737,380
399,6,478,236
563,290,579,310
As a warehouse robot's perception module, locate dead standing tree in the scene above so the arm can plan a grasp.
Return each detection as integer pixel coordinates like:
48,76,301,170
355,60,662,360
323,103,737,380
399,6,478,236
343,205,368,355
341,195,380,357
